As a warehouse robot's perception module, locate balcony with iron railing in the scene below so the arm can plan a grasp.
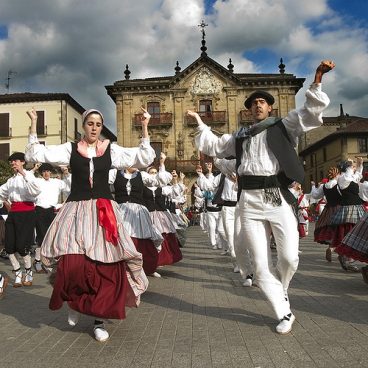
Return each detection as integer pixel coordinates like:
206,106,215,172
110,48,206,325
185,111,227,126
133,113,173,127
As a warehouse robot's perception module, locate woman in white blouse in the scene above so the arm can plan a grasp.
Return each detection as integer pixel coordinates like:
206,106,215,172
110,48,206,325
25,107,155,342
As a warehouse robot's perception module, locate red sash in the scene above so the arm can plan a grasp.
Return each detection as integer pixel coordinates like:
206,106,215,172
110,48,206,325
10,201,35,212
96,199,118,246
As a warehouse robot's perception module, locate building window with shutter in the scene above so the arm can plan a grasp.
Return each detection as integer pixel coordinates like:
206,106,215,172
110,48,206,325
358,137,368,153
0,113,10,137
0,143,10,160
147,102,160,124
36,110,46,135
74,118,81,141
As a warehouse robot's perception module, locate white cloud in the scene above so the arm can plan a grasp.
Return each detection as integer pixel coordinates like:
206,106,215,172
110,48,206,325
0,0,367,133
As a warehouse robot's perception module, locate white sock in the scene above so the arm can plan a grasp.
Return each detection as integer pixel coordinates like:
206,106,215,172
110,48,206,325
23,254,32,269
35,247,41,261
9,253,20,270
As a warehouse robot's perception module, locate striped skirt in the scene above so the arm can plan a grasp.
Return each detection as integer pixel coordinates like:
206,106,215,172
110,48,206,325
117,202,163,249
150,210,176,234
41,199,148,306
336,212,368,263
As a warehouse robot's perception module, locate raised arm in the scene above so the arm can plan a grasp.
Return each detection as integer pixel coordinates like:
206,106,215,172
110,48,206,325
282,60,335,141
187,110,236,158
25,108,71,165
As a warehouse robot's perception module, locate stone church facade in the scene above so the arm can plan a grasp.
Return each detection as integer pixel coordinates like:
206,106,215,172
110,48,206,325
105,39,305,203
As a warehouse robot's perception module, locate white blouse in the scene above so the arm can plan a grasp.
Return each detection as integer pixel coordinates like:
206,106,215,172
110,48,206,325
25,135,156,183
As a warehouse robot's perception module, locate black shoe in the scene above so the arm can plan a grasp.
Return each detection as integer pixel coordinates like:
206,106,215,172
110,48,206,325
0,249,9,259
337,255,348,271
362,266,368,284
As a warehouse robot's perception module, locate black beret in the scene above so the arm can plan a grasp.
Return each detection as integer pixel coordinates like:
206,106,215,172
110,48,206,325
244,90,275,109
38,163,55,173
8,152,25,162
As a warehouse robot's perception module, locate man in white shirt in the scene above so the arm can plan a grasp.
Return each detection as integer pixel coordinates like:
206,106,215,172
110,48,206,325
33,163,71,273
0,152,41,287
188,60,335,335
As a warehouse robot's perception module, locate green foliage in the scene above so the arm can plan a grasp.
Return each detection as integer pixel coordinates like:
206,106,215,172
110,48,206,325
0,160,13,185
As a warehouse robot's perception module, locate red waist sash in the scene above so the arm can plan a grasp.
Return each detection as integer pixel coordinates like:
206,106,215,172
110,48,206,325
10,201,35,212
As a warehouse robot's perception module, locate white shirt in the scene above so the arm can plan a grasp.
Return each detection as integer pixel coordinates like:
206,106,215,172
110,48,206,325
25,135,156,182
170,182,187,205
338,167,363,190
194,187,204,209
34,176,71,208
108,164,171,188
311,179,338,200
0,171,41,205
195,83,330,177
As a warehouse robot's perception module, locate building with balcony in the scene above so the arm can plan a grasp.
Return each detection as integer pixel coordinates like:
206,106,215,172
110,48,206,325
105,31,305,196
299,113,368,191
0,93,116,162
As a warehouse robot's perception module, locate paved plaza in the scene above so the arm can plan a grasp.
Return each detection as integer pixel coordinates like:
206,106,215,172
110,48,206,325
0,224,367,368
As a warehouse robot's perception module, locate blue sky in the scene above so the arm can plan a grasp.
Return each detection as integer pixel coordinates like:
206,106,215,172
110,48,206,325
0,0,368,131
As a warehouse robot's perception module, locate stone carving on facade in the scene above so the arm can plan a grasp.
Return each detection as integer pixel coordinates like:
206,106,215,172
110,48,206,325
189,67,223,96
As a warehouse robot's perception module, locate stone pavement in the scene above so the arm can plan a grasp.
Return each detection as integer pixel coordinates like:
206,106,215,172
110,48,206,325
0,224,367,368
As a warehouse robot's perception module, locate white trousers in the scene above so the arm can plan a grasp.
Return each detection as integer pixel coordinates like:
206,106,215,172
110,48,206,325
234,206,253,277
206,211,221,247
216,214,227,249
221,206,236,257
237,189,299,320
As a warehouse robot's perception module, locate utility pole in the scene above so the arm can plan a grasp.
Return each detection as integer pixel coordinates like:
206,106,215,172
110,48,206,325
5,70,16,93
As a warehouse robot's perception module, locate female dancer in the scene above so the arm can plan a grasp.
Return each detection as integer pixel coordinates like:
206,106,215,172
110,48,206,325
312,167,341,262
143,160,182,266
109,165,164,277
25,107,155,341
330,158,366,271
335,171,368,282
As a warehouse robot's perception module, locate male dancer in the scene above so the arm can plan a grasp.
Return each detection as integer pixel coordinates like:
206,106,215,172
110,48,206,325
189,60,335,334
33,163,71,272
0,152,41,287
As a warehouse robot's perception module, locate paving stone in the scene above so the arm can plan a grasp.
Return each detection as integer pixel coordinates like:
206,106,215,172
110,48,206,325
1,224,368,367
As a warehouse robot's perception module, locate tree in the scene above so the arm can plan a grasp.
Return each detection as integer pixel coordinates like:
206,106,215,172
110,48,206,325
0,160,13,186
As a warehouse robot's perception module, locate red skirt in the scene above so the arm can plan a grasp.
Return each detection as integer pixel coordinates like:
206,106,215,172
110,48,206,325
314,226,336,245
50,254,130,319
130,237,159,275
335,245,368,263
157,233,183,266
330,224,355,247
298,224,307,238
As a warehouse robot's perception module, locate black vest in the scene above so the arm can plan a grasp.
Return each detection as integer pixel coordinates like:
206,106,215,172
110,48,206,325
235,119,304,184
212,173,226,205
113,171,144,205
340,182,363,206
235,119,304,205
142,187,167,212
67,143,113,202
323,185,341,207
